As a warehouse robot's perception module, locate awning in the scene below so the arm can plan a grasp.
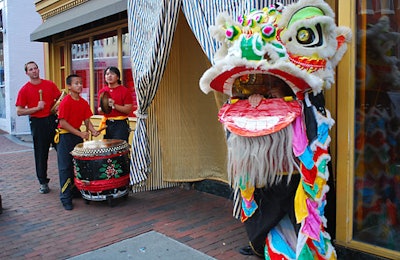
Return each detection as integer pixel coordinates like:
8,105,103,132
30,0,127,42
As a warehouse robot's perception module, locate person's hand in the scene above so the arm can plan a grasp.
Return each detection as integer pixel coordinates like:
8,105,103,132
248,94,263,108
80,131,90,140
91,130,100,137
108,98,115,109
37,101,45,110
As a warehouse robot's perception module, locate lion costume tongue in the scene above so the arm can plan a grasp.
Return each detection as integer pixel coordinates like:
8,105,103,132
218,98,302,137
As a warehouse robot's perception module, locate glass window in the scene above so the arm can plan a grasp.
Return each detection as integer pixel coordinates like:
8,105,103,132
69,29,137,117
122,27,137,117
71,40,90,102
59,46,66,90
354,1,400,250
93,32,118,114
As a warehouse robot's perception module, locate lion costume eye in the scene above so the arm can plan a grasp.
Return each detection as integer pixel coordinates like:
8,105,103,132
296,24,323,47
297,28,312,43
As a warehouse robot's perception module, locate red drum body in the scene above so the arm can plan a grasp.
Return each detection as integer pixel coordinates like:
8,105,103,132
72,139,130,202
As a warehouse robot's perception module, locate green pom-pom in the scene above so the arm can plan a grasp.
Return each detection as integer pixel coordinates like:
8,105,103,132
226,26,241,41
261,25,276,41
237,15,246,26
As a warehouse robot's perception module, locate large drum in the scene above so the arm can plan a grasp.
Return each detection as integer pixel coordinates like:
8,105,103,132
71,139,130,203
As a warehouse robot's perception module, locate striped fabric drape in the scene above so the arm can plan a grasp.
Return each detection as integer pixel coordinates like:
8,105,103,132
127,0,182,185
127,0,297,186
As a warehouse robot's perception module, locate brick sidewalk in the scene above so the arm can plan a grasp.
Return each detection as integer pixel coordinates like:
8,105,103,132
0,134,254,260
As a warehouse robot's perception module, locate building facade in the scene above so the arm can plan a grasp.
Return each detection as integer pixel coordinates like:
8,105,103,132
0,0,46,134
17,0,400,259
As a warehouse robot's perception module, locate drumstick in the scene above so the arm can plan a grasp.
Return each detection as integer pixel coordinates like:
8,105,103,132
97,126,108,132
39,89,43,101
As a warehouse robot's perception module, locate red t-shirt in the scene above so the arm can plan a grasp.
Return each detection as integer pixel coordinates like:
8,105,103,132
15,79,61,118
98,85,133,117
58,94,93,129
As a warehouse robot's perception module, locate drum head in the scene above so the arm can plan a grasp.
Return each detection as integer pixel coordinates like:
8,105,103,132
71,139,130,157
100,91,112,114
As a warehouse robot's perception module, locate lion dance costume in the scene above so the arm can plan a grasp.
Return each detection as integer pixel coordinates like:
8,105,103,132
199,0,351,259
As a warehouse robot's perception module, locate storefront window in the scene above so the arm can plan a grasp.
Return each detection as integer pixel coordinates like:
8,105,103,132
70,28,137,117
354,0,400,250
71,40,90,102
122,28,137,116
93,32,118,114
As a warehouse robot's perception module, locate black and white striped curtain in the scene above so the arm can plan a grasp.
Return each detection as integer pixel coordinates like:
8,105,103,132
128,0,182,185
128,0,296,185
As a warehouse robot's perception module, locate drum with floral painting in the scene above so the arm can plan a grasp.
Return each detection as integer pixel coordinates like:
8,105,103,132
71,139,130,204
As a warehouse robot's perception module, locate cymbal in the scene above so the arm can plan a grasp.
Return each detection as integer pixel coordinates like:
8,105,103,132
100,91,112,114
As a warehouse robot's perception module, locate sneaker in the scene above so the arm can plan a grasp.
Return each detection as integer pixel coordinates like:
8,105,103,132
63,203,73,211
239,246,254,256
39,184,50,194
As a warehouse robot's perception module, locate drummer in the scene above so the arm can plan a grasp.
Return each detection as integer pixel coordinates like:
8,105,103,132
56,74,100,210
97,66,133,142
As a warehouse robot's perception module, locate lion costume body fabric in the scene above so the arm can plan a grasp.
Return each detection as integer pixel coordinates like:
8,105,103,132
199,0,351,259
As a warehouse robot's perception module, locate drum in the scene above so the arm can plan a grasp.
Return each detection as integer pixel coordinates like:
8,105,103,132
71,139,130,203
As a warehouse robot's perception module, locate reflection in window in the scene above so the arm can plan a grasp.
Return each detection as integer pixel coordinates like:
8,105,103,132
71,41,90,103
358,0,375,14
379,0,395,14
93,33,118,115
122,29,137,117
354,2,400,250
70,29,137,117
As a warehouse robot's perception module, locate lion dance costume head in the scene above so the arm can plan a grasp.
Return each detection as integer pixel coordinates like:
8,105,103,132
200,0,351,259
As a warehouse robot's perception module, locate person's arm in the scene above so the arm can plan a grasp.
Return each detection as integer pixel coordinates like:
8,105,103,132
83,119,100,137
16,101,45,116
108,100,132,115
59,119,89,140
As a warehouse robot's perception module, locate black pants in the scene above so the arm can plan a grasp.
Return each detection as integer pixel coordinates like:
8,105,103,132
244,174,301,254
57,133,82,205
29,115,57,185
104,119,130,142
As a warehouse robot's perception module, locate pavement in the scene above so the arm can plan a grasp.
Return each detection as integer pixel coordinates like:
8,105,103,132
0,131,254,260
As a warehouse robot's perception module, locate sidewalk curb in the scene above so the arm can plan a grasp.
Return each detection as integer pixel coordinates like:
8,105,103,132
3,134,33,148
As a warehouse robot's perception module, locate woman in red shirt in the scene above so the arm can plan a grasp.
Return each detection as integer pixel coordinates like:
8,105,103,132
98,66,133,142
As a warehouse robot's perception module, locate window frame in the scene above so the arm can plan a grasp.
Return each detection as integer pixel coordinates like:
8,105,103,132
50,21,135,118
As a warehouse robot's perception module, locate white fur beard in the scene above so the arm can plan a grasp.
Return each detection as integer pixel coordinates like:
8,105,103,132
227,124,299,188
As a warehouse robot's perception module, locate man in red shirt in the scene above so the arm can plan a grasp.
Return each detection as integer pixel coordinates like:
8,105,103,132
16,61,61,194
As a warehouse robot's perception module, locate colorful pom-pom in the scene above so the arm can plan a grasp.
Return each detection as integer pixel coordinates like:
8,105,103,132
237,15,246,26
261,25,276,41
226,26,241,41
247,19,256,28
268,8,277,16
254,14,264,23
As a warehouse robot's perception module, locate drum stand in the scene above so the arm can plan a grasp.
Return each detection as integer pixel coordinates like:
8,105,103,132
80,186,130,207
